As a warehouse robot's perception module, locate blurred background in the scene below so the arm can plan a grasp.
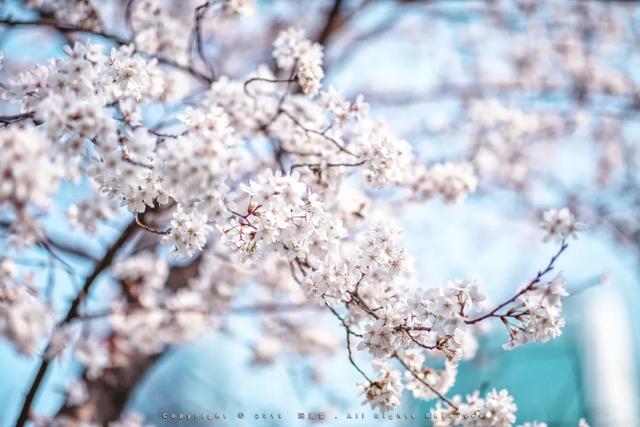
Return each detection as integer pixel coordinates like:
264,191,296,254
1,0,640,426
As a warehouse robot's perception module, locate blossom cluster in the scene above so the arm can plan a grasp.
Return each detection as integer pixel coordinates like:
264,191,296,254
0,125,62,216
8,42,166,227
155,106,237,213
67,186,118,235
219,169,345,261
540,207,585,243
0,259,52,356
501,274,569,350
130,0,190,65
431,389,517,427
402,349,458,401
467,100,556,187
27,0,101,31
312,217,576,418
409,161,479,203
359,361,404,412
273,27,324,96
112,250,169,307
341,225,487,362
0,3,593,426
303,221,411,306
74,249,237,372
357,131,413,187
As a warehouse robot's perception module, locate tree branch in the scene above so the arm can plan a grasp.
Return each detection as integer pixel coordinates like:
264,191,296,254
191,1,217,80
466,240,569,324
316,0,343,45
13,219,138,427
0,18,212,84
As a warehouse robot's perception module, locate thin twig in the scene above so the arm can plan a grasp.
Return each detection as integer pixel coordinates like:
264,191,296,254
394,353,459,410
134,213,170,235
43,237,97,262
279,108,357,156
325,303,372,384
290,160,367,174
192,1,217,80
466,240,569,324
0,18,212,84
243,77,296,98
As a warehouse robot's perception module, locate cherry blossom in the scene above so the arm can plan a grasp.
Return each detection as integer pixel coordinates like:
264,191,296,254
273,27,324,97
541,207,586,243
0,259,53,356
359,361,404,412
0,126,63,212
431,389,516,427
162,208,213,258
0,2,596,426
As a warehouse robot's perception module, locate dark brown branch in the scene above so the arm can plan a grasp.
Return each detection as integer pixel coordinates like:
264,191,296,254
0,112,36,125
13,219,138,427
56,248,199,422
57,353,161,423
243,77,296,98
134,214,170,235
290,160,367,174
316,0,343,45
192,1,217,80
